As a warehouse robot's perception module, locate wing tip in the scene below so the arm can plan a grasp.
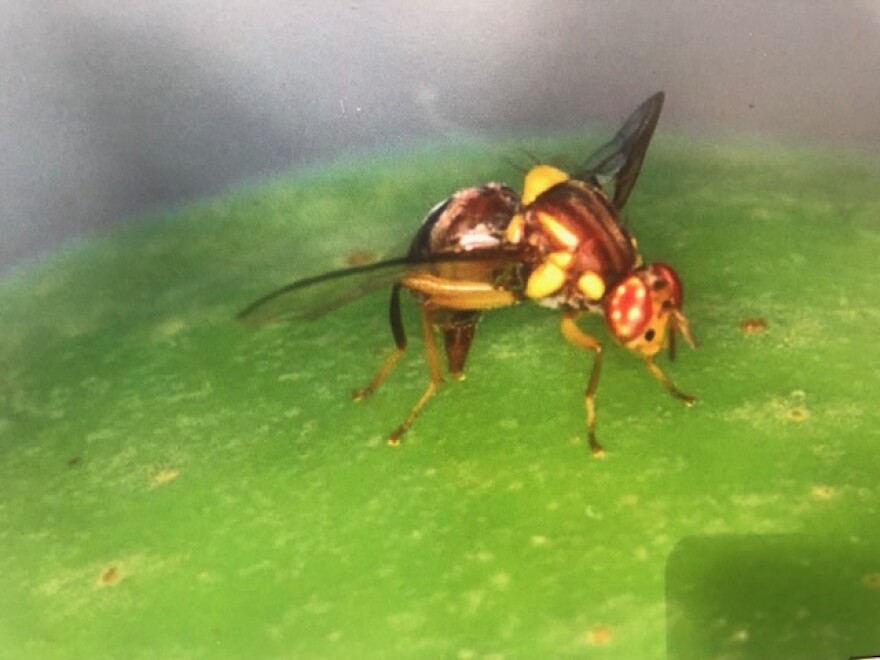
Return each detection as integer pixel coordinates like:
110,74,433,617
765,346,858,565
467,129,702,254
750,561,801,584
235,298,287,328
235,308,268,329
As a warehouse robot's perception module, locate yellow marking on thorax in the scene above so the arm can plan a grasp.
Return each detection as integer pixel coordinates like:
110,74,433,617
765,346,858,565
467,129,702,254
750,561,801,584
526,250,572,299
548,251,573,269
536,211,579,249
630,237,644,267
505,213,525,243
522,165,569,206
577,271,606,301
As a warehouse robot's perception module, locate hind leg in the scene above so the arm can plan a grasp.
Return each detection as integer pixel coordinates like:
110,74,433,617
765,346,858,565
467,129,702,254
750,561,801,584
387,304,445,445
353,285,407,401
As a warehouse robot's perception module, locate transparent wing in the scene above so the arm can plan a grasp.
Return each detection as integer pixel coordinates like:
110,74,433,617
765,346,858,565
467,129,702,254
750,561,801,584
575,91,665,210
237,257,412,326
237,249,524,327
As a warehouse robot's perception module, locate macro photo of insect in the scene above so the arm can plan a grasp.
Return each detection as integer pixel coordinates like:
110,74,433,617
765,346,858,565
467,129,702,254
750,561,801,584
239,92,696,454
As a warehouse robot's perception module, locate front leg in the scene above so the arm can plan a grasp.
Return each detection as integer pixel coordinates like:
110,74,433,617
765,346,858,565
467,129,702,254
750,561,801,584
644,356,696,406
560,311,605,456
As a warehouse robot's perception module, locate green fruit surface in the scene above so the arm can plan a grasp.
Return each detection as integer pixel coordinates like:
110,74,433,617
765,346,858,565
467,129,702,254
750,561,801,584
1,137,879,658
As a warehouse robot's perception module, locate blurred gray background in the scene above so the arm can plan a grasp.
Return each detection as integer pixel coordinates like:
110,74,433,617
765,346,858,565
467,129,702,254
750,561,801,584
2,1,879,273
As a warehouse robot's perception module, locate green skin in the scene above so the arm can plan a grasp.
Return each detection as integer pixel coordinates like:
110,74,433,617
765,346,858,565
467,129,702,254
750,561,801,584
1,137,879,658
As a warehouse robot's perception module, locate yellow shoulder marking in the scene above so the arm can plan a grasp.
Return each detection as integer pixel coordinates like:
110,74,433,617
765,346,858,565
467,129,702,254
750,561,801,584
523,165,569,205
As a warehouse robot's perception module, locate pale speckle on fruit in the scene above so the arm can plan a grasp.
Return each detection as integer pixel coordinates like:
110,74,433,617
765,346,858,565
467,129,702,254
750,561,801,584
151,468,180,486
811,485,835,500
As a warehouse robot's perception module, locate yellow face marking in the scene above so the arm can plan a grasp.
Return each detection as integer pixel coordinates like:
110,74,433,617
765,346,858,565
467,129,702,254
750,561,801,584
505,213,525,243
522,165,569,206
577,271,606,301
526,260,567,299
536,211,579,249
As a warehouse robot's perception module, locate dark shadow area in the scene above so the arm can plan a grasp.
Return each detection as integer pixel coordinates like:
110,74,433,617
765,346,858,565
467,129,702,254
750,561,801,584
667,534,880,659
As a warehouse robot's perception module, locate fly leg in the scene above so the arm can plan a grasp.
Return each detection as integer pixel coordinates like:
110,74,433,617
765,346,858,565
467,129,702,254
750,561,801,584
560,311,605,456
353,285,407,401
650,309,697,404
667,309,698,361
644,357,696,406
387,304,444,445
373,274,517,444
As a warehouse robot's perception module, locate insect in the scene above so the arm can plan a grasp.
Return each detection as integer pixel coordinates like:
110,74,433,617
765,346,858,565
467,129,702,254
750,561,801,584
239,91,696,454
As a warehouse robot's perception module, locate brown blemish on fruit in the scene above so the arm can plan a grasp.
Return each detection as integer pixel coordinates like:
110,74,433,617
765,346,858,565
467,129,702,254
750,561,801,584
588,625,612,645
774,390,809,423
97,565,121,587
811,485,835,501
739,317,768,335
152,468,180,486
345,250,378,266
862,572,880,588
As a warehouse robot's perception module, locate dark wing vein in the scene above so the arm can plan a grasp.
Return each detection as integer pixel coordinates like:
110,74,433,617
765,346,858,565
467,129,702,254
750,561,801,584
237,249,525,327
237,257,413,326
575,91,665,211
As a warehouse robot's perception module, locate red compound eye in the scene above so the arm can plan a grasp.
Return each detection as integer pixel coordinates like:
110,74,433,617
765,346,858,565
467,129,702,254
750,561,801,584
606,275,653,341
652,263,683,308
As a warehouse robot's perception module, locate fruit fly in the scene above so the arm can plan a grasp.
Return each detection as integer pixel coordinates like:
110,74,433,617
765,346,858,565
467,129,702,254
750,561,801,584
238,91,696,454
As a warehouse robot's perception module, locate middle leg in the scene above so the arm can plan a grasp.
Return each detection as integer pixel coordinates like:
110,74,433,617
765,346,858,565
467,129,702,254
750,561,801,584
387,304,445,445
353,285,407,401
560,311,605,455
